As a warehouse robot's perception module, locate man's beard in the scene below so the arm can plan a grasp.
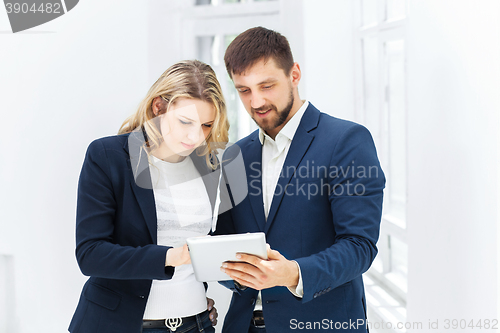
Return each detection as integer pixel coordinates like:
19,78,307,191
251,88,294,133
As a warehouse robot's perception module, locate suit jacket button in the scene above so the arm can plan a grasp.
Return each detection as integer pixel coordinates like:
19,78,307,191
313,293,318,298
139,295,145,299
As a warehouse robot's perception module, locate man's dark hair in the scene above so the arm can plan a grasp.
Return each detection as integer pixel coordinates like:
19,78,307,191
224,26,294,78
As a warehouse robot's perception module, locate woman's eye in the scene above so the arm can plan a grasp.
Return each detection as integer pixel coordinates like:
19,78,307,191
203,124,213,128
180,119,191,125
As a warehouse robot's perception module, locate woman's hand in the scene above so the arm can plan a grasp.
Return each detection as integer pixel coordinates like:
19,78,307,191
207,297,218,326
165,244,191,267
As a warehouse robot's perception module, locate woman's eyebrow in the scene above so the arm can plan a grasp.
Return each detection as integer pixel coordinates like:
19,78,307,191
179,115,196,122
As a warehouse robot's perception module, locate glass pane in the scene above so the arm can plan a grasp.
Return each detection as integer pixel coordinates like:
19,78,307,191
196,0,212,5
362,0,378,26
388,235,407,293
362,36,381,148
371,254,384,273
385,40,406,223
224,34,240,143
224,0,248,3
196,36,215,64
386,0,406,20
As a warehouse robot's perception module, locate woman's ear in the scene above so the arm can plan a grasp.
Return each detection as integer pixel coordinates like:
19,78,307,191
152,96,166,116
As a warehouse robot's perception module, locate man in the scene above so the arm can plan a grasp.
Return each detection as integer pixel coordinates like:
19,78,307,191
215,27,385,333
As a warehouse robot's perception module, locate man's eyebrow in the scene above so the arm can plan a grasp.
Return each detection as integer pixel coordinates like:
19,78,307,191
258,78,278,85
234,78,278,89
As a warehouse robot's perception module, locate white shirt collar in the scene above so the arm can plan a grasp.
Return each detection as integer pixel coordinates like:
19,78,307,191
258,100,309,145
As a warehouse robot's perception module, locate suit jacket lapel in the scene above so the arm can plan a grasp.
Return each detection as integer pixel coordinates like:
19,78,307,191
125,130,158,244
265,105,320,233
245,136,267,231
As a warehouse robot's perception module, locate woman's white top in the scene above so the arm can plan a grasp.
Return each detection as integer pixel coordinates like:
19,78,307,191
143,155,212,319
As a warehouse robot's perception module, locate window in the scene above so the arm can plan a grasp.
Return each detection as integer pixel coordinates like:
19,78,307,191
180,0,281,141
354,0,408,327
196,34,249,143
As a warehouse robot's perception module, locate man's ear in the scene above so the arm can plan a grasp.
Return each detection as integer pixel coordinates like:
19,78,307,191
290,62,301,87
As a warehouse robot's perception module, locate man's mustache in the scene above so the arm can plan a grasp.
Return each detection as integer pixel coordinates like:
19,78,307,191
252,105,276,113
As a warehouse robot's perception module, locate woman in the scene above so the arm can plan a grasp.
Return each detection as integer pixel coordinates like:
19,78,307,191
69,60,229,333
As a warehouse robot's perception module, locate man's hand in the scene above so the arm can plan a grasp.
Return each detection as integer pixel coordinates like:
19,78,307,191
220,246,299,290
207,297,218,326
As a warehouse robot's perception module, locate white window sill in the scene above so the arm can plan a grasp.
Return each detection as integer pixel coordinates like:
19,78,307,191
364,275,407,333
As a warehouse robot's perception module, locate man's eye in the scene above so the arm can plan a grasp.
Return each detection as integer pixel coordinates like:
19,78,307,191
263,85,273,90
238,89,249,93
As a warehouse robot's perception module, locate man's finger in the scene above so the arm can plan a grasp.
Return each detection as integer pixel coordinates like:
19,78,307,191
222,261,261,275
223,265,264,287
222,265,259,281
233,276,260,290
235,253,264,266
267,248,282,260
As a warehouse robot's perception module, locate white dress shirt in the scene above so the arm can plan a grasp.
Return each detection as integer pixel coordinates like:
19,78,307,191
254,100,309,311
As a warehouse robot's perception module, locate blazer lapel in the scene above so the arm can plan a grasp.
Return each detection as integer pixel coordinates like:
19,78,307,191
125,130,158,244
245,136,267,231
265,105,320,233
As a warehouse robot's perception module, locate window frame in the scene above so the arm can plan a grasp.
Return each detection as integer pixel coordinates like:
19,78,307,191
353,0,409,326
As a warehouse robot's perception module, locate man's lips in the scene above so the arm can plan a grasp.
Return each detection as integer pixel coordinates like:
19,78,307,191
255,108,272,117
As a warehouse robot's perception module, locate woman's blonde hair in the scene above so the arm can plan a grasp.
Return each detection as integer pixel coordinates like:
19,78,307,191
118,60,229,169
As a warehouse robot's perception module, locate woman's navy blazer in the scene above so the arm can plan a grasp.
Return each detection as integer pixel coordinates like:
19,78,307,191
69,131,220,333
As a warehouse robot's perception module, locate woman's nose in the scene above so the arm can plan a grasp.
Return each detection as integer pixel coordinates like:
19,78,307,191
186,126,202,143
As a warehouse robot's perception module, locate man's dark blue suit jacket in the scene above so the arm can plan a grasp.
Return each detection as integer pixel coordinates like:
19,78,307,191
215,103,385,332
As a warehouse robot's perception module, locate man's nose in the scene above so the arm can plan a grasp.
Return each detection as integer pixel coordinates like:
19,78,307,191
250,91,266,110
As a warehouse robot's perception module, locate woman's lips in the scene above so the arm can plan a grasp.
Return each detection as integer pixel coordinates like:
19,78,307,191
181,142,195,150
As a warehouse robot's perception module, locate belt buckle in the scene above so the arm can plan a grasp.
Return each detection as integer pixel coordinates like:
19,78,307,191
165,317,182,332
252,311,265,329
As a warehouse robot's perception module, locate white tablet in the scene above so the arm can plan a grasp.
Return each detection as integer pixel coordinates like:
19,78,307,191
186,232,268,282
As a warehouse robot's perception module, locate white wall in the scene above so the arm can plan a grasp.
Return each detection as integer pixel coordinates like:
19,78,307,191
406,0,499,329
302,0,355,120
0,1,149,332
